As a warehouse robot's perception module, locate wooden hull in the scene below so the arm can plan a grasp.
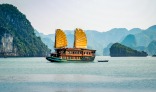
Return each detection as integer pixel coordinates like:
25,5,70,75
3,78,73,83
46,56,95,62
46,57,67,62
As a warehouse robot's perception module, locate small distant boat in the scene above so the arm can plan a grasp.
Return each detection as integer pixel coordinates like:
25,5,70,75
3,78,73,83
98,60,109,62
46,28,96,62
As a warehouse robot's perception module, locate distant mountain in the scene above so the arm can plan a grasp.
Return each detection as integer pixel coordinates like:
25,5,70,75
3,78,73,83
0,4,50,56
34,30,55,52
65,30,74,48
129,28,142,35
35,25,156,56
63,29,133,55
121,34,136,48
34,30,75,52
110,43,148,57
103,28,143,56
103,43,113,56
122,25,156,55
147,40,156,55
103,25,156,56
135,25,156,47
86,28,129,55
36,28,143,55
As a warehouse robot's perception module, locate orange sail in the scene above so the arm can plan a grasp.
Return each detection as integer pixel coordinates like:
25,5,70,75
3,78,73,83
74,28,87,48
54,29,68,48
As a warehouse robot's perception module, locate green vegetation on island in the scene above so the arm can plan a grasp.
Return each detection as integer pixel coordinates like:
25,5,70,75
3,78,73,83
110,43,148,57
0,4,50,57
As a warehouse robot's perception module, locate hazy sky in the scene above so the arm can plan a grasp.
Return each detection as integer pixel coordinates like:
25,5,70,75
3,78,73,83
0,0,156,34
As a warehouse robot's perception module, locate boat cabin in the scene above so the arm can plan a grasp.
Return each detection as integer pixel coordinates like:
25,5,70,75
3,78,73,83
51,48,95,60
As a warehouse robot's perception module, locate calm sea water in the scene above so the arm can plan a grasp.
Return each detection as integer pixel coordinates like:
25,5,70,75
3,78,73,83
0,56,156,92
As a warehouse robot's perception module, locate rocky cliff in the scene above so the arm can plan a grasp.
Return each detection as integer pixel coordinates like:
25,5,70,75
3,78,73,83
0,4,50,57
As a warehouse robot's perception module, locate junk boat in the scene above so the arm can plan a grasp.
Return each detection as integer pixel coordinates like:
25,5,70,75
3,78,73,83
46,28,96,62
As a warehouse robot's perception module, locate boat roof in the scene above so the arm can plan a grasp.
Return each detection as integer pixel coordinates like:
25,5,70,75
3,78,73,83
55,48,96,51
